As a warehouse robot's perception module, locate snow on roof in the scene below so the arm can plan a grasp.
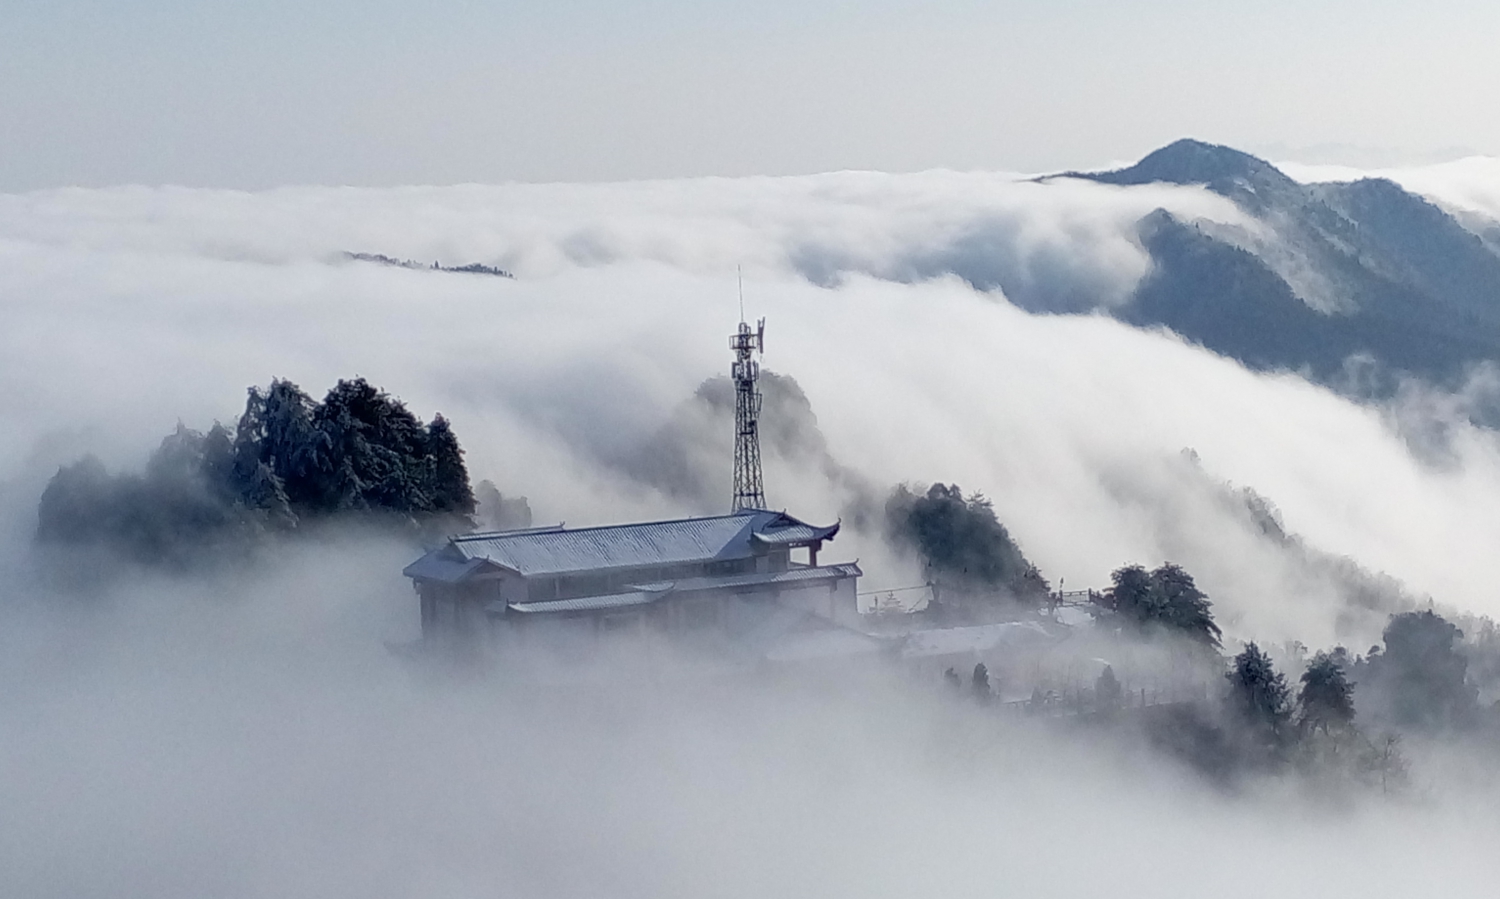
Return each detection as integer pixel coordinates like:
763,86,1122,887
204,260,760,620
411,509,840,580
401,554,494,584
630,562,861,595
1053,605,1096,628
900,620,1065,660
504,590,667,614
750,521,840,547
488,565,863,617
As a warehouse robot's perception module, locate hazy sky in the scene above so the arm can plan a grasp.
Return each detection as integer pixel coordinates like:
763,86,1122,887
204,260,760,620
5,0,1497,190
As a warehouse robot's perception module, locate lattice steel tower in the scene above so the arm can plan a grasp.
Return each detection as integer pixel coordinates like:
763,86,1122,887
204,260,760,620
730,317,767,512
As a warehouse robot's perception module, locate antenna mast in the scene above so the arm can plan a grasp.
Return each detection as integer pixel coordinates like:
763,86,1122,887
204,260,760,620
730,304,767,512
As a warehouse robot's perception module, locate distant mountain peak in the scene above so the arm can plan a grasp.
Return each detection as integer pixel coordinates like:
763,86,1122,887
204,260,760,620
1066,139,1299,196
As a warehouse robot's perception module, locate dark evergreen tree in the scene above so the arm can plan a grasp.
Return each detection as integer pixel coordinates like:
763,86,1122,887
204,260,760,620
1227,642,1292,741
36,455,116,546
1298,650,1355,735
1364,610,1477,731
238,460,295,528
132,425,245,560
886,483,1050,614
35,375,478,567
1104,563,1221,648
37,428,259,565
424,414,476,516
971,662,991,702
146,423,206,481
232,379,321,512
311,378,431,513
200,422,237,501
1106,564,1158,622
474,479,534,531
1152,564,1220,647
1096,664,1123,708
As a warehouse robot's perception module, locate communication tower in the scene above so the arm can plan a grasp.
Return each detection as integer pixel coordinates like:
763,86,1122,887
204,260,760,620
730,316,767,512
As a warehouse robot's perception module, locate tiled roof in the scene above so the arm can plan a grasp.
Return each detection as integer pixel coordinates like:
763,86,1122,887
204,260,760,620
504,590,667,614
751,521,840,546
630,562,862,595
899,620,1064,659
401,554,494,584
417,509,838,579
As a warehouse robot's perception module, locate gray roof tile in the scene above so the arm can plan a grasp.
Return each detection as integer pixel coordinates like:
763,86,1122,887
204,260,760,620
431,509,837,578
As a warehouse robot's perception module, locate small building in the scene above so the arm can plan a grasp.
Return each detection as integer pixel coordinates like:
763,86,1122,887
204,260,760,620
403,508,865,661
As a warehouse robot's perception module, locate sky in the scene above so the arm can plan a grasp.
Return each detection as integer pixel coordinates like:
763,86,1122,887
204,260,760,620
5,0,1499,190
11,15,1500,888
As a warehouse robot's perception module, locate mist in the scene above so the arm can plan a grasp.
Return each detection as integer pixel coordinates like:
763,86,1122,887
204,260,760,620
7,162,1500,895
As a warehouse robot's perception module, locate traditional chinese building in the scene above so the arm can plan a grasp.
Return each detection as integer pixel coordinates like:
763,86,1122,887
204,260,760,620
402,507,866,658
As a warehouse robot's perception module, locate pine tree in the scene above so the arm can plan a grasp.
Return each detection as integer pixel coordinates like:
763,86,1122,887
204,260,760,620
146,423,206,481
35,375,478,566
424,414,476,516
1298,650,1355,735
885,483,1051,613
201,422,237,501
1153,563,1221,648
1227,642,1291,739
1365,610,1477,731
233,379,320,511
36,455,115,545
240,461,295,528
313,378,430,513
1105,563,1220,648
1105,564,1159,621
1096,664,1123,709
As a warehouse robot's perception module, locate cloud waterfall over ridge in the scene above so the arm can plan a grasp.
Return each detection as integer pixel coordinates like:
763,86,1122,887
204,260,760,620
0,172,1250,307
5,164,1500,645
9,166,1500,896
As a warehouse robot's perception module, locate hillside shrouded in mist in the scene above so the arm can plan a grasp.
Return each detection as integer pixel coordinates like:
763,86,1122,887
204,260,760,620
7,145,1500,895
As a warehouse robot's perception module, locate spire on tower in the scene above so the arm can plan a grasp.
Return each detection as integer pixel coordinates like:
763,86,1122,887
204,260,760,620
730,316,766,512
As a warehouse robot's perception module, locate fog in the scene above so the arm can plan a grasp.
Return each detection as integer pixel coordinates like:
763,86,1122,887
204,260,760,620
1279,156,1500,223
5,164,1500,894
6,574,1498,898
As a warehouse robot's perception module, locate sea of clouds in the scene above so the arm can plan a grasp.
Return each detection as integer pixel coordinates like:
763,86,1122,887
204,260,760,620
4,161,1500,896
7,165,1500,641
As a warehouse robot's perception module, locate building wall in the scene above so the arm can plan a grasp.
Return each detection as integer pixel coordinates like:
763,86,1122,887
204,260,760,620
774,576,859,628
522,555,770,603
416,552,853,650
418,574,521,641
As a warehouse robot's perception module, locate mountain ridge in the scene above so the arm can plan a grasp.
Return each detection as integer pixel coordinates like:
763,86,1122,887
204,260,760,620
1043,139,1500,398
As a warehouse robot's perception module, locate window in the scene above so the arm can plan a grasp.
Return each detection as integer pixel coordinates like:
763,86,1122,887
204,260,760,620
706,558,754,577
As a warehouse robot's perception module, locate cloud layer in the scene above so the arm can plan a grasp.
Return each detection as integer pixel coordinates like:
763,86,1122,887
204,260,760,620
6,163,1500,641
6,163,1500,894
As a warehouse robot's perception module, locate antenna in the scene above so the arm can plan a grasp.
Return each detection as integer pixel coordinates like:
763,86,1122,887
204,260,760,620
729,276,766,512
737,265,745,323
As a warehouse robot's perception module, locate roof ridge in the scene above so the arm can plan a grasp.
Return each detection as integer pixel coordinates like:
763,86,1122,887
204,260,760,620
455,524,566,541
454,509,778,541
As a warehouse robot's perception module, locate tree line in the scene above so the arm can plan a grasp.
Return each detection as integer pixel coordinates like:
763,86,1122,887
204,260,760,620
36,377,475,566
890,484,1493,790
884,483,1052,619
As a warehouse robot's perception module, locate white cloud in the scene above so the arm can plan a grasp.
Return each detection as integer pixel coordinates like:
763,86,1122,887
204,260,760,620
9,170,1500,643
1279,155,1500,222
8,168,1500,895
4,566,1494,899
